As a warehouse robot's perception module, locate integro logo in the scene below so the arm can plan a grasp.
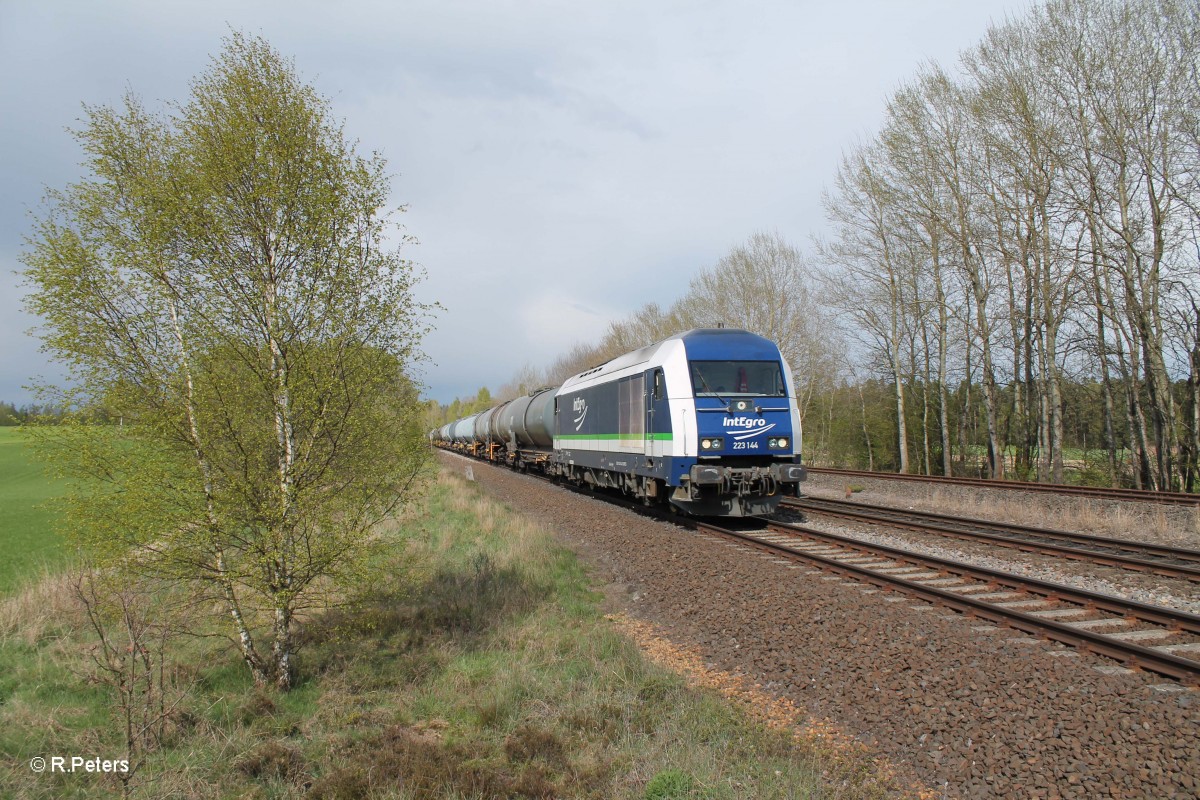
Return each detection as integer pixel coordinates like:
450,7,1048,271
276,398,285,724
722,416,768,430
573,396,588,430
723,416,775,441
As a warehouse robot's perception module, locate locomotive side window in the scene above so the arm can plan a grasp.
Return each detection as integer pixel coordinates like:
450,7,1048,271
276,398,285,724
690,361,786,397
653,369,664,401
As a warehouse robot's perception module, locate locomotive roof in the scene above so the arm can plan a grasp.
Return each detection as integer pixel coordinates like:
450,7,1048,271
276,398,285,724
562,328,780,388
673,328,780,360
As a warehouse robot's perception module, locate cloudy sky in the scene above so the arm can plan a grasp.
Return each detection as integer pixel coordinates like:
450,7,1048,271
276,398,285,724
0,0,1028,405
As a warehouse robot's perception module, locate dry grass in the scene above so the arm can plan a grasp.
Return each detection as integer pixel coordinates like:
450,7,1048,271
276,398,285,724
0,567,87,645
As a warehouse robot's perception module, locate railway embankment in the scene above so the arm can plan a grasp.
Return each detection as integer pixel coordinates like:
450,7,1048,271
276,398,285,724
446,452,1200,799
0,464,895,799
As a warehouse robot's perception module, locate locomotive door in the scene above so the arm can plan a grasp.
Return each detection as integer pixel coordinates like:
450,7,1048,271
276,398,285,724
645,368,669,459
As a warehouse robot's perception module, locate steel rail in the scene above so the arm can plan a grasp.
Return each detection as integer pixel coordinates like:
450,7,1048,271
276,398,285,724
697,518,1200,685
806,466,1200,505
785,496,1200,582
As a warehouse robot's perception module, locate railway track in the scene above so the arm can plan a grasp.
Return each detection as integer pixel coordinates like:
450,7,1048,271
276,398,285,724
807,466,1200,505
693,516,1200,686
445,450,1200,684
785,495,1200,582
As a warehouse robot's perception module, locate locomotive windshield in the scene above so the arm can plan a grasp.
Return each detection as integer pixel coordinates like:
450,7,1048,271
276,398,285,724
689,361,786,397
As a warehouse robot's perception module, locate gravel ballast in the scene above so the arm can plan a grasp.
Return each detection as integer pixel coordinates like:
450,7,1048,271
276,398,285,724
440,452,1200,799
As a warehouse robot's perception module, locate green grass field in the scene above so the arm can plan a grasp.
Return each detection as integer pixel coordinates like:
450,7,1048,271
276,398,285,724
0,428,70,595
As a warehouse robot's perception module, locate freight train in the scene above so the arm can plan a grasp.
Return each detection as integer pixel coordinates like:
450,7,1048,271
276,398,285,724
433,328,807,516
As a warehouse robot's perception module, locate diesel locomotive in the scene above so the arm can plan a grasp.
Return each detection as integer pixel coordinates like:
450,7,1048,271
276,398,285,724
434,328,807,516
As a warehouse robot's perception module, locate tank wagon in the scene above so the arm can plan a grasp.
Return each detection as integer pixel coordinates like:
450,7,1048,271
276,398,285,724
433,328,807,516
450,414,478,445
495,388,556,465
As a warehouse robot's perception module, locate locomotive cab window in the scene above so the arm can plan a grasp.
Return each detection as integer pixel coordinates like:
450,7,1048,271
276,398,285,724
690,361,785,397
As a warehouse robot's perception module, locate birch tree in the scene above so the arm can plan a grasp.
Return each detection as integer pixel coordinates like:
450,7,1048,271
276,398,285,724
883,81,960,476
23,33,431,690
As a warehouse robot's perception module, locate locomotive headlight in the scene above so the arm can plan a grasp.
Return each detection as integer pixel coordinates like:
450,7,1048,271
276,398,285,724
701,438,724,450
701,439,712,450
778,437,789,449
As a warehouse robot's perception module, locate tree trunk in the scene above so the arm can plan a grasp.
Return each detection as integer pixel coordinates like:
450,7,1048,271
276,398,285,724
858,383,875,471
969,270,1004,480
892,363,909,474
934,257,953,477
272,604,294,690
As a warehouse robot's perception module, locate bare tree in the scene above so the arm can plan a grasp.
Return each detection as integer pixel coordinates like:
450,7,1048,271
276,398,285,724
674,231,840,420
74,571,193,798
820,144,916,473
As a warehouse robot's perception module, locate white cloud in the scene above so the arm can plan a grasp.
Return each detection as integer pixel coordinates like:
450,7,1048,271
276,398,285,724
519,293,617,363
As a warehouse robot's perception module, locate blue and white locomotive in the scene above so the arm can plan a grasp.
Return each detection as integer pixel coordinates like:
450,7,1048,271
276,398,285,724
435,328,807,516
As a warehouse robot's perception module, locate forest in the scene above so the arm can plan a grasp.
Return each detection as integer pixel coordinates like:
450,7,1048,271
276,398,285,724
430,0,1200,492
0,401,62,426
